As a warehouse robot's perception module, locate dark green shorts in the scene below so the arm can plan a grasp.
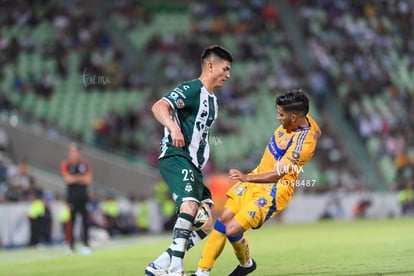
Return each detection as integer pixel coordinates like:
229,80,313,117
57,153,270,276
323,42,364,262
159,156,213,212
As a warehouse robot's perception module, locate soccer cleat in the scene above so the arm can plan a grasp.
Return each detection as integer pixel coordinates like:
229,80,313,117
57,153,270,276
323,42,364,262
145,263,168,276
79,246,92,255
65,247,74,256
228,259,256,276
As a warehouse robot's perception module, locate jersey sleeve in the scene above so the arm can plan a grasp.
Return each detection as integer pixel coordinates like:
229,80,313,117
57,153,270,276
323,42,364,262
60,160,69,175
281,130,317,168
162,82,193,110
82,161,93,175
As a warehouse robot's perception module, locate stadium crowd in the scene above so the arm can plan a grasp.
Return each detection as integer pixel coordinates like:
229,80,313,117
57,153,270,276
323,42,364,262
0,0,388,194
0,1,412,202
294,0,414,191
110,1,366,193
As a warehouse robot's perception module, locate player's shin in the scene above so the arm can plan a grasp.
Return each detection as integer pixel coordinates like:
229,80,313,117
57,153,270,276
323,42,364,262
228,233,251,266
187,229,208,251
169,213,194,272
198,220,227,271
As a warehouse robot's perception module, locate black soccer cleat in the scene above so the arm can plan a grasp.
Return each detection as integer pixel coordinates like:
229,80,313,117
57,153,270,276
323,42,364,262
228,259,256,276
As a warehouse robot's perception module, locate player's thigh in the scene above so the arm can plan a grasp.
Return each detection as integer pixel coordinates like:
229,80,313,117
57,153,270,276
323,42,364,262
159,156,205,209
234,193,275,230
224,181,249,215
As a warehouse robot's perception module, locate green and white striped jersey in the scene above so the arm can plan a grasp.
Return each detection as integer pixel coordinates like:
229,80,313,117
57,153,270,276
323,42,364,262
159,79,218,170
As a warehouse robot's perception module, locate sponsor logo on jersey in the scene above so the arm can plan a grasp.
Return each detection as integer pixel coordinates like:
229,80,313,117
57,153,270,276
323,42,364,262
255,197,267,207
185,183,193,192
237,186,248,196
248,211,256,219
176,99,185,108
173,87,186,98
169,92,179,101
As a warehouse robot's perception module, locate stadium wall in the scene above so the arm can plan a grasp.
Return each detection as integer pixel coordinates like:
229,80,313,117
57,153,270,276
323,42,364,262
0,199,162,249
282,192,400,223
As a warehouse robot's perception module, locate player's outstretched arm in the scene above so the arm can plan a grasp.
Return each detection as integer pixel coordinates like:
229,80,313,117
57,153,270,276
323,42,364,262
228,161,291,183
151,99,185,148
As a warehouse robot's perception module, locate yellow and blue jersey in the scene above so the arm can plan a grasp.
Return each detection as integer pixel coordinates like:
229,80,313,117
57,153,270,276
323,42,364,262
225,115,320,230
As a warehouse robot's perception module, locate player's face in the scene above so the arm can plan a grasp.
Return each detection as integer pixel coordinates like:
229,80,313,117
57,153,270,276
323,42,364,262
276,105,294,131
68,146,81,163
211,59,231,88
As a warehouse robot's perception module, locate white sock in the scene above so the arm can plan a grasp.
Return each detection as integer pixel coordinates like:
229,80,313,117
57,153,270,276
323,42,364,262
169,213,194,272
240,259,253,268
195,268,211,276
153,250,171,268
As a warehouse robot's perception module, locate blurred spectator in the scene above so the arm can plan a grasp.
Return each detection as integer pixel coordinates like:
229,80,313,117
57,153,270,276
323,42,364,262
320,196,345,220
88,192,106,230
12,73,27,93
0,153,7,196
28,190,48,246
0,127,10,151
135,196,150,233
352,199,372,219
34,72,54,99
153,179,176,231
116,196,139,235
398,181,414,215
102,195,121,236
57,195,71,245
14,161,31,188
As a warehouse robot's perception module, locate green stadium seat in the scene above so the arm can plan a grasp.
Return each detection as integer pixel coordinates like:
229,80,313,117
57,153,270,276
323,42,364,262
366,137,380,157
378,156,396,184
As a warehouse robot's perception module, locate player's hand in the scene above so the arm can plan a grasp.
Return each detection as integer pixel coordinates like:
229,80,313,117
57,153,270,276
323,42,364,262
228,169,247,182
170,126,185,148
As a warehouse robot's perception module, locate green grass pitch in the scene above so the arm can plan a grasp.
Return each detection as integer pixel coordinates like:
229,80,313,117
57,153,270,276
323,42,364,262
0,217,413,275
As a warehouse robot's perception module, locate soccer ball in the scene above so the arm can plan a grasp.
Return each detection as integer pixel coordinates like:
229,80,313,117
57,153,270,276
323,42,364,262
192,205,209,230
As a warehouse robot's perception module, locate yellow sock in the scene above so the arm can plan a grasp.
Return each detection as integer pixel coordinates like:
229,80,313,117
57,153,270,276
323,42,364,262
198,220,227,270
228,233,250,265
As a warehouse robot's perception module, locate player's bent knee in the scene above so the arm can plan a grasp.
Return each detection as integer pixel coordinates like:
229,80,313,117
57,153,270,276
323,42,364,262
180,200,199,216
219,208,235,224
225,220,245,236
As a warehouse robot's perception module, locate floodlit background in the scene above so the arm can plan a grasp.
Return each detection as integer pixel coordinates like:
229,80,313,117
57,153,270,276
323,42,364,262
0,0,413,250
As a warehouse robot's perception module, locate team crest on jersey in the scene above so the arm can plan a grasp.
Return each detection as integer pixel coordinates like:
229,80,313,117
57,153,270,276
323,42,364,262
255,197,267,207
176,99,185,108
185,183,193,192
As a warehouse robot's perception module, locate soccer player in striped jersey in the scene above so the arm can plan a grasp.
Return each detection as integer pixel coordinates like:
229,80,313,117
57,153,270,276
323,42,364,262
145,45,233,276
192,89,321,276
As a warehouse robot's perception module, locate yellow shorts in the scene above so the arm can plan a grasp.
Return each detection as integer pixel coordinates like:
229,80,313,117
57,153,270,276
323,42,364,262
225,181,294,230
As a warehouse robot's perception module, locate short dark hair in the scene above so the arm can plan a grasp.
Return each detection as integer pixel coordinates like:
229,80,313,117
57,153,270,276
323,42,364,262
201,45,233,63
276,89,309,116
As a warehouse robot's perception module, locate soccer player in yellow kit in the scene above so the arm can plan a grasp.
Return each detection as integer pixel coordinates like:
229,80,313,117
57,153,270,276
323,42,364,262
192,89,321,276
